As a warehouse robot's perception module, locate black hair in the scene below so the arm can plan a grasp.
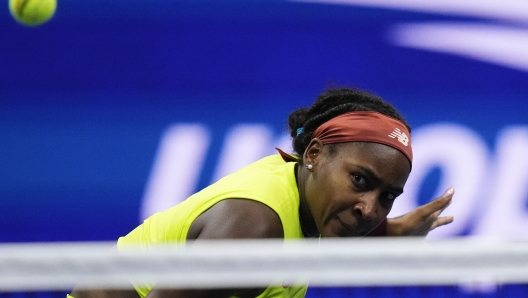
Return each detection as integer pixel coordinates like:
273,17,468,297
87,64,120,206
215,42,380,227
288,88,410,162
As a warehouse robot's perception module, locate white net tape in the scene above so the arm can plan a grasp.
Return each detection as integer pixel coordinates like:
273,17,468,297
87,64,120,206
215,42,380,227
1,237,528,292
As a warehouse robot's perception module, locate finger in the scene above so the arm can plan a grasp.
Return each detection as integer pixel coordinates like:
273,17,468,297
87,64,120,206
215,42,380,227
417,187,454,217
430,216,454,231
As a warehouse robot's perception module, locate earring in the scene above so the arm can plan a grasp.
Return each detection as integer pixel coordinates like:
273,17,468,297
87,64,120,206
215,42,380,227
305,164,313,171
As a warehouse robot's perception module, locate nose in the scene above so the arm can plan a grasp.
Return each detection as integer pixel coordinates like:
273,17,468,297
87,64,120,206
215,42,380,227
353,194,378,221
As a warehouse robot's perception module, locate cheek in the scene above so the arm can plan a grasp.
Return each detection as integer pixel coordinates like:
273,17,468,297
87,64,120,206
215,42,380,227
305,175,341,225
304,178,325,218
377,209,391,226
373,202,394,230
377,198,394,215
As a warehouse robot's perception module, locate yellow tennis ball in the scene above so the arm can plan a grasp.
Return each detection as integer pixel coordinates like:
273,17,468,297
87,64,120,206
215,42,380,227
9,0,57,27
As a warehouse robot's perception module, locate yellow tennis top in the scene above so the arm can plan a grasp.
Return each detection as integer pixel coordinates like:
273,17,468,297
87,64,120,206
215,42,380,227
117,154,307,298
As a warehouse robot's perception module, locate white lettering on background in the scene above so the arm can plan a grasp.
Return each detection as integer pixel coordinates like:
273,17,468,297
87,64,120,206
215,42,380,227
211,125,274,183
389,124,490,238
140,122,528,240
140,125,210,221
274,133,294,155
140,124,291,221
474,127,528,239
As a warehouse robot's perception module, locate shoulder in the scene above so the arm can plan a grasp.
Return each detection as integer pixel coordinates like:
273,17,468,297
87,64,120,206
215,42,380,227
225,154,293,181
187,198,284,240
219,154,298,201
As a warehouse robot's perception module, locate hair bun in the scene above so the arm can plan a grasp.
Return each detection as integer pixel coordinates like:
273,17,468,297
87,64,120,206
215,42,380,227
287,107,309,138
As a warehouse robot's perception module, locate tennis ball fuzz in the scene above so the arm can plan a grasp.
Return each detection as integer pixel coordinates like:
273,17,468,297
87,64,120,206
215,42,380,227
9,0,57,26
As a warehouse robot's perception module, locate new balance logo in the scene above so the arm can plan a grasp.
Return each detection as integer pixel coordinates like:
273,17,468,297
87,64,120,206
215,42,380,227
388,128,409,146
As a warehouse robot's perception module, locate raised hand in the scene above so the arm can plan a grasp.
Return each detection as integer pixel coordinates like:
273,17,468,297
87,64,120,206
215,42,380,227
387,188,454,237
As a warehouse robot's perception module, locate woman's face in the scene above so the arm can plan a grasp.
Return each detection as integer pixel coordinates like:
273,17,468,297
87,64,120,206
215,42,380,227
303,140,411,237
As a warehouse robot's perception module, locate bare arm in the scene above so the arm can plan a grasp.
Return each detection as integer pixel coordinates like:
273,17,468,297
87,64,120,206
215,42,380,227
70,199,283,298
147,198,284,298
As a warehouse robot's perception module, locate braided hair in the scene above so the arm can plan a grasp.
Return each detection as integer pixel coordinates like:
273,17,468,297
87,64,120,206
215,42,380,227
288,88,410,162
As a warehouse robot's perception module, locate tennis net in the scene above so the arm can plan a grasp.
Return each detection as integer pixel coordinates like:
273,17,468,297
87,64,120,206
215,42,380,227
1,237,528,297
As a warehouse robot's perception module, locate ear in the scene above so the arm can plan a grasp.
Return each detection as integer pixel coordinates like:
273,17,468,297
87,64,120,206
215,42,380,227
303,138,324,166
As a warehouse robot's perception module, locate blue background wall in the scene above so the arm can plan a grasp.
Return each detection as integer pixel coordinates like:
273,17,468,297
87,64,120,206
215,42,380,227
1,0,528,243
2,1,528,297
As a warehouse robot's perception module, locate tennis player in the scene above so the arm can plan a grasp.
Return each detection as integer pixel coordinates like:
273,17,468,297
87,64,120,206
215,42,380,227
71,88,454,298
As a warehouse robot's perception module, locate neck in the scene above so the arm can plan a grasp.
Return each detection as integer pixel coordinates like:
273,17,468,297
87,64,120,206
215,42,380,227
296,164,320,238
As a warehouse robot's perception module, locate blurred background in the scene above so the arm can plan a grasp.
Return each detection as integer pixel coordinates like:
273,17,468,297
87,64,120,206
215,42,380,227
1,0,528,245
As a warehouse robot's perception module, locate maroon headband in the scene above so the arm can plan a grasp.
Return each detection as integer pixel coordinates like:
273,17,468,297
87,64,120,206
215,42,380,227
313,111,413,164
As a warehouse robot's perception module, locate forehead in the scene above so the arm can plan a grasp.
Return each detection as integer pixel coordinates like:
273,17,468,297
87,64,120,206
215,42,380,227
327,142,411,182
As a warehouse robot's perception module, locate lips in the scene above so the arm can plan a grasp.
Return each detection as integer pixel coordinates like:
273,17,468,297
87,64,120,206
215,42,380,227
336,216,364,236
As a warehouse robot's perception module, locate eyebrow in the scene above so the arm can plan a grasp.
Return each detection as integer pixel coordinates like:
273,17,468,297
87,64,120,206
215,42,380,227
355,165,404,194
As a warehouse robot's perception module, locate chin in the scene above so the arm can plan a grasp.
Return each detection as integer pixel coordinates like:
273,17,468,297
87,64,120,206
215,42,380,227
324,221,365,238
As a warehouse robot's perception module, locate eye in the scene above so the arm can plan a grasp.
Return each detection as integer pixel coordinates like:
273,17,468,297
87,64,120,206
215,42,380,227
381,192,396,202
352,174,367,188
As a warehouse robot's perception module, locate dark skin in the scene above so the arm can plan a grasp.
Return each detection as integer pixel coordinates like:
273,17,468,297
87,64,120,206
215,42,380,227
299,139,453,238
71,199,282,298
72,140,454,298
300,139,410,238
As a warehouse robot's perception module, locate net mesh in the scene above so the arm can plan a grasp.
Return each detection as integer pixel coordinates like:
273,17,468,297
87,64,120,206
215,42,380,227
1,237,528,297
